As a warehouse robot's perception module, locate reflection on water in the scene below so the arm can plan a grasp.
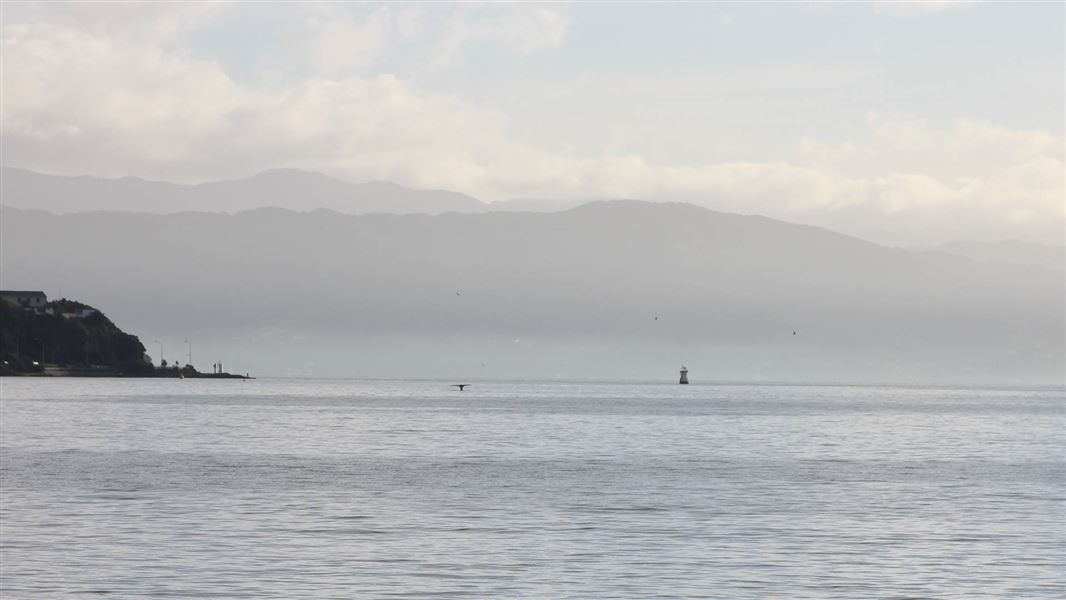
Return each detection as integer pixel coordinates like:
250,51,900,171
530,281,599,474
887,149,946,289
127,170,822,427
2,378,1063,598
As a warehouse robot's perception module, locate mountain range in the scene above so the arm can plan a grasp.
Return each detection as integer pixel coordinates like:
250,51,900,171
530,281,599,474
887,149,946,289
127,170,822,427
1,166,622,216
2,198,1061,383
4,166,1063,265
1,166,486,215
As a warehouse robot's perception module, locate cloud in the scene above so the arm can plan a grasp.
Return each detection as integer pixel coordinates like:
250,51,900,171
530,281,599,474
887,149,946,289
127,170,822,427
303,6,397,76
2,21,248,168
1,2,226,45
2,6,1062,246
791,115,1065,226
867,113,1061,169
294,4,570,75
872,1,973,18
431,6,570,66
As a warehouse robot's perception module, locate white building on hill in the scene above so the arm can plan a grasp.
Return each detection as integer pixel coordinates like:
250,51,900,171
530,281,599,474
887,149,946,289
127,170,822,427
0,290,47,310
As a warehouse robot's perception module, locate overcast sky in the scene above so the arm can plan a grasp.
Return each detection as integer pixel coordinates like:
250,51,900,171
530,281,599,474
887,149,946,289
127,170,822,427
2,2,1063,245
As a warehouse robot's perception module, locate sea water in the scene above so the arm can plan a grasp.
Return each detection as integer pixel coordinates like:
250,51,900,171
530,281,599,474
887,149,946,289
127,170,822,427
1,378,1063,598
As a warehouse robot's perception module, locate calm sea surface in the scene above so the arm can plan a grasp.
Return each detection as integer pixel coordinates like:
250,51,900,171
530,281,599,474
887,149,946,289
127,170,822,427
1,378,1063,598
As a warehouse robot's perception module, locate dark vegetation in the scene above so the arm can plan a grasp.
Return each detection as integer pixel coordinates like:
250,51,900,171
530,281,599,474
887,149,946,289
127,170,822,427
0,299,152,375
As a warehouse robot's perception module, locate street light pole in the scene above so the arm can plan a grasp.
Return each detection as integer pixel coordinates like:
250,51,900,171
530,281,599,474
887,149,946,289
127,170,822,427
185,340,192,368
154,340,163,366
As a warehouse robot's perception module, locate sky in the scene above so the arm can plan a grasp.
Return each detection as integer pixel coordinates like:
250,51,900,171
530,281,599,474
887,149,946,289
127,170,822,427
2,1,1064,246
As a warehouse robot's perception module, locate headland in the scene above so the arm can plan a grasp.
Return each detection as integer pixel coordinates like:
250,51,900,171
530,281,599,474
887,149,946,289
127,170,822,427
0,291,251,379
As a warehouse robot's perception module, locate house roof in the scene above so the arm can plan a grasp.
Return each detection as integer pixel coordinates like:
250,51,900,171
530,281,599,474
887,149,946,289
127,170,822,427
0,290,47,297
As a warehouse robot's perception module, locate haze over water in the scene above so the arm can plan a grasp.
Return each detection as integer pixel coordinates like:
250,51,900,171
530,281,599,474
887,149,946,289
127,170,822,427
2,378,1063,598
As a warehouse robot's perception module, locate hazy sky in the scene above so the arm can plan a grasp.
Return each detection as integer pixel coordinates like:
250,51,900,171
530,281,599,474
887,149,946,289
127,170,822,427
2,2,1063,244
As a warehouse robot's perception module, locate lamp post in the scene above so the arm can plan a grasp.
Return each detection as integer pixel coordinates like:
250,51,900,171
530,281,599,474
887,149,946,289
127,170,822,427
184,340,192,368
154,340,163,367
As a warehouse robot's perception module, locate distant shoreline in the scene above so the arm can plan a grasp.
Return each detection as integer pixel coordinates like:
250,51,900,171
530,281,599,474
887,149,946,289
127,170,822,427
4,367,253,379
